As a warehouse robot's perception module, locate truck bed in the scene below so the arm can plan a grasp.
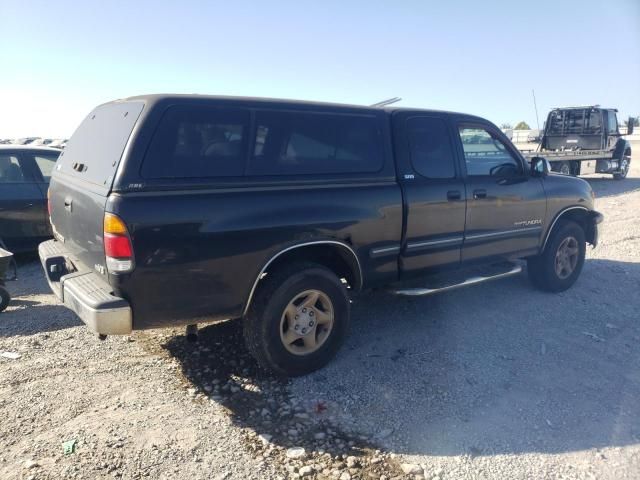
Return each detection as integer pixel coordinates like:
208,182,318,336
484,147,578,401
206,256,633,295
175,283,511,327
519,148,614,162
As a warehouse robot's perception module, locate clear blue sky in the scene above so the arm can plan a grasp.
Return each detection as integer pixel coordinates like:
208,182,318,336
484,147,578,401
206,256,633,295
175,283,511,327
1,0,638,138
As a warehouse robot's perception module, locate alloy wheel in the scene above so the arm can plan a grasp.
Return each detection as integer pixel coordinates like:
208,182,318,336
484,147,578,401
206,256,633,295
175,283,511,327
279,289,334,355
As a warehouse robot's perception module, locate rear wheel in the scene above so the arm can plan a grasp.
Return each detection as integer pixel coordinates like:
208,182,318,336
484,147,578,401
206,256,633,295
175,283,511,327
0,286,10,312
243,262,350,376
557,161,571,176
528,220,586,292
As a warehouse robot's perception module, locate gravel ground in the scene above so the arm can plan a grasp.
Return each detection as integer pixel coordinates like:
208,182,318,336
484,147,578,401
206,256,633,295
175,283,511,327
1,149,639,480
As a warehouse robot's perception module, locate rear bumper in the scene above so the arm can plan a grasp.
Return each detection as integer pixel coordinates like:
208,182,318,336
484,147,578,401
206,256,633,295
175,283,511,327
38,240,132,335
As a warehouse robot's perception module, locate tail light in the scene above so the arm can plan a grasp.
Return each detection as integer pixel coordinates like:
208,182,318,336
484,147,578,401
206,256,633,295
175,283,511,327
103,213,134,273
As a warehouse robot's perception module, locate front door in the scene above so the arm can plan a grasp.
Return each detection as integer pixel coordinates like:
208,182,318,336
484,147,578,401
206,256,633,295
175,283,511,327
396,114,467,275
455,123,547,263
605,110,619,150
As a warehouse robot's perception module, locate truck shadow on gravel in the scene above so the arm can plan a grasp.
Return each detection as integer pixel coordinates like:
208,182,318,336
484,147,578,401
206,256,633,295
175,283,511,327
163,258,640,462
584,175,640,198
159,322,402,476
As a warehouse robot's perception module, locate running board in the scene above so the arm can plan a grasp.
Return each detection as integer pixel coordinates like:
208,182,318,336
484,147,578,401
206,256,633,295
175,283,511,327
391,264,523,297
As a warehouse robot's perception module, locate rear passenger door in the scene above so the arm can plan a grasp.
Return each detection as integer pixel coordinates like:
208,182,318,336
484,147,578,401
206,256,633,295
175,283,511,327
395,113,467,274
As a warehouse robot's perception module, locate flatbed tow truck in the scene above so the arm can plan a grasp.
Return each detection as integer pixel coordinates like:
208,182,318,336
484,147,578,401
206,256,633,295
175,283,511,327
520,106,634,180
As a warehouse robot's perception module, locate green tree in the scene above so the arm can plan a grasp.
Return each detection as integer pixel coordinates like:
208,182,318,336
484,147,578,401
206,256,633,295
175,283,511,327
500,123,512,129
514,121,531,130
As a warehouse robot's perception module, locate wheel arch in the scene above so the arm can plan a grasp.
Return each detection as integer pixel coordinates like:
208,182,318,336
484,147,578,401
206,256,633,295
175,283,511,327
541,206,594,251
242,241,362,316
613,138,632,161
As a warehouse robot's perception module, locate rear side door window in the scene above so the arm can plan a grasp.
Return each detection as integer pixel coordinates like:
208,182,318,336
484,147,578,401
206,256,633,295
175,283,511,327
458,127,523,177
406,116,456,178
143,105,250,179
246,110,382,176
0,154,28,183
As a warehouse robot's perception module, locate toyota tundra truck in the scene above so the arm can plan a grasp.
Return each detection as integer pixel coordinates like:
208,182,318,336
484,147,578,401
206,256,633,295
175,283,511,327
39,95,603,376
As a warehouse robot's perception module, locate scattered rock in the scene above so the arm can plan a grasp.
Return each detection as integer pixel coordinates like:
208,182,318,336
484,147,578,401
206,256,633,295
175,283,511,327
400,463,423,475
339,472,351,480
299,465,314,477
314,432,326,440
24,460,39,469
582,331,605,342
286,447,306,459
1,352,21,360
346,456,359,468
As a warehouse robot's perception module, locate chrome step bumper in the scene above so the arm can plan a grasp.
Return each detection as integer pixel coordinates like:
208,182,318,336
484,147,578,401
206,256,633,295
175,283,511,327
38,240,132,335
390,263,523,297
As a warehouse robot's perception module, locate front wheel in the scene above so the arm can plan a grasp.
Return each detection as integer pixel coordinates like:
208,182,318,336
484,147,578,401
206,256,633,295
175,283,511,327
243,262,350,376
527,220,586,292
613,154,630,180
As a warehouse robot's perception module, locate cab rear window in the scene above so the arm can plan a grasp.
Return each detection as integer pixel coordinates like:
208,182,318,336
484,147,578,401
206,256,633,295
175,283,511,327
58,102,144,187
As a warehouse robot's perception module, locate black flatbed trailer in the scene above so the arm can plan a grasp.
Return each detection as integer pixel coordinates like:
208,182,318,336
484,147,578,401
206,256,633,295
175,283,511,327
518,106,633,180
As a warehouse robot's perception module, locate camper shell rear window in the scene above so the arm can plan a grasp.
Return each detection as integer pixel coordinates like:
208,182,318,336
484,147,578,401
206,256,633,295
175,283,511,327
57,101,144,187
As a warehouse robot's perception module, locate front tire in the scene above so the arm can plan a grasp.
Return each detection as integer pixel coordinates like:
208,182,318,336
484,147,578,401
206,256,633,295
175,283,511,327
613,153,630,180
243,262,350,376
528,220,586,292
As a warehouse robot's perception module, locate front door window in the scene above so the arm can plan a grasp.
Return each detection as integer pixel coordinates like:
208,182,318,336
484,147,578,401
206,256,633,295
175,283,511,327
458,127,522,177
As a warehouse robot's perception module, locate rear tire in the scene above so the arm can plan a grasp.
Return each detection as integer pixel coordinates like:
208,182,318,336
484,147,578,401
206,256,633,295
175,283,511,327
528,220,586,292
556,161,571,176
243,262,350,377
0,286,10,312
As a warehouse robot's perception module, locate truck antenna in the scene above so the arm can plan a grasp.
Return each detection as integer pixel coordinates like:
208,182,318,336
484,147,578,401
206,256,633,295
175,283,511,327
370,97,402,108
532,89,540,131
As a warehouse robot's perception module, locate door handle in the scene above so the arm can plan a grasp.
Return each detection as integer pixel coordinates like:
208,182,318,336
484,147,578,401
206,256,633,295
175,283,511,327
447,190,461,201
64,198,73,211
473,189,487,199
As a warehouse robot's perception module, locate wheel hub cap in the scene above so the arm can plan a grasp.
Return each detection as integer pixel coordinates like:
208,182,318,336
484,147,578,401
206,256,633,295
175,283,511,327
555,236,579,280
280,289,334,355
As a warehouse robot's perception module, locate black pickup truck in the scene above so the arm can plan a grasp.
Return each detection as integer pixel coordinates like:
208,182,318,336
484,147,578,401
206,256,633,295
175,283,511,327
39,95,602,376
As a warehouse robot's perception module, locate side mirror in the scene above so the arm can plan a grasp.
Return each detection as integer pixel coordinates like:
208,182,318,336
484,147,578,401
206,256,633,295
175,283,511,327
531,156,550,178
627,117,635,135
